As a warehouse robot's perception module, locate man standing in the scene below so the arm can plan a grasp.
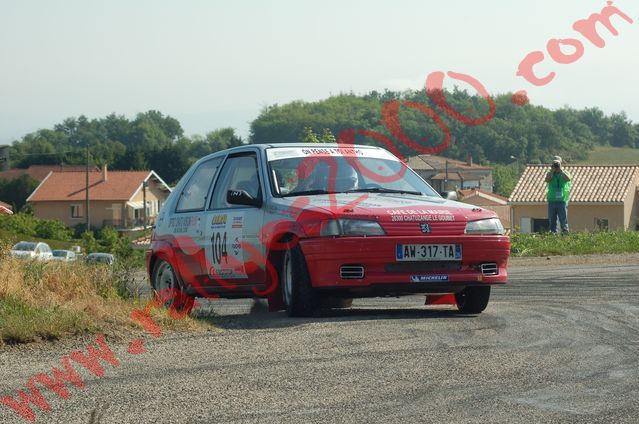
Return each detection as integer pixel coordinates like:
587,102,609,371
545,156,572,233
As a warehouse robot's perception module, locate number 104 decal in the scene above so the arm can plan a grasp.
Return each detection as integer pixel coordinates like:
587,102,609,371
206,213,248,279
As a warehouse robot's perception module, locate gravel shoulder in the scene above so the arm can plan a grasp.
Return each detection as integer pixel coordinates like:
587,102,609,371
1,256,638,423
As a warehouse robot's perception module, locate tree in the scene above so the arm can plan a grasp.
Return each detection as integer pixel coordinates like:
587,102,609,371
0,175,39,211
301,127,336,143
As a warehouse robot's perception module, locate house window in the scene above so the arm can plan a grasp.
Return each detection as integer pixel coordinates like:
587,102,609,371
70,204,83,218
595,218,609,231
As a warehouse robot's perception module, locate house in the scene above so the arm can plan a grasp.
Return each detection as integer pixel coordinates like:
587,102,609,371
27,165,172,230
458,188,511,230
406,154,493,193
509,165,639,232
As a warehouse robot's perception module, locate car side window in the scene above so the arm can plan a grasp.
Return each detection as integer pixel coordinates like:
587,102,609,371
210,153,261,209
176,157,223,212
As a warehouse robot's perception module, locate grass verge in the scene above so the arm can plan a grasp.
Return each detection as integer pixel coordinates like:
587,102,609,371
510,230,639,257
0,243,208,346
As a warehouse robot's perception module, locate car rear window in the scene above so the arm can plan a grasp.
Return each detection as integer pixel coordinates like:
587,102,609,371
13,242,36,251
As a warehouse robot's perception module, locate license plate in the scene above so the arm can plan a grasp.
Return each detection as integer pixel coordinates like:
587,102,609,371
395,244,462,261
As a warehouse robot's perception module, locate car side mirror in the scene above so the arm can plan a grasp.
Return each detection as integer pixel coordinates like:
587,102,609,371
227,189,262,208
440,191,458,201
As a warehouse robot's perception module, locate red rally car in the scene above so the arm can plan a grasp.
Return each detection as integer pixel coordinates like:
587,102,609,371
146,143,509,316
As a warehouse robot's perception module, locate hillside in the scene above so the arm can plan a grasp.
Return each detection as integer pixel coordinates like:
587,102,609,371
575,146,639,165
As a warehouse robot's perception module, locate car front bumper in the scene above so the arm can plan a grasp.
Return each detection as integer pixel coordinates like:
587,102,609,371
299,235,509,292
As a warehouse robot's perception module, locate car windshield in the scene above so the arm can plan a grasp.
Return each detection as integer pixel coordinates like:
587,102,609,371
267,150,439,197
13,242,36,251
52,250,67,257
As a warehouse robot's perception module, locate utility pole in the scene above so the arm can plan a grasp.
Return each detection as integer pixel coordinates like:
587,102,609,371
142,180,147,229
85,142,90,229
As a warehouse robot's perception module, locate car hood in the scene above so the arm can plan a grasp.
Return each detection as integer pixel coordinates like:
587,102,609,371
271,192,497,236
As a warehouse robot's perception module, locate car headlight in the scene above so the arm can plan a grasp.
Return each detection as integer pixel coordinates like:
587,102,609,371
465,218,505,235
320,219,385,236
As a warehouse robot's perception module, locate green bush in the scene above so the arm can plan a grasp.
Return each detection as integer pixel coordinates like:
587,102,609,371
34,219,72,241
510,230,639,256
0,213,72,240
0,213,37,236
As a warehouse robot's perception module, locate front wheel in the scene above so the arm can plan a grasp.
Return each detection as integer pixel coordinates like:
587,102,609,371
281,244,315,317
455,286,490,314
152,259,194,315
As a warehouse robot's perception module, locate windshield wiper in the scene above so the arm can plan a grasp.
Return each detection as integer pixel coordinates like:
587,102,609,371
281,189,339,197
345,188,423,196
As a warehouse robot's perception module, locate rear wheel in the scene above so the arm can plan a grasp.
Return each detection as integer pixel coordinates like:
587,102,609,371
281,244,315,317
152,259,194,315
455,286,490,314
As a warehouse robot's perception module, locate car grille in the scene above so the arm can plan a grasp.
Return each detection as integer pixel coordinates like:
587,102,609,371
380,221,466,236
340,265,365,279
480,263,498,276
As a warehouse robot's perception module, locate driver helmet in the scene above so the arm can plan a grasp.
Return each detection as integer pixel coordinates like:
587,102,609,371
333,165,359,191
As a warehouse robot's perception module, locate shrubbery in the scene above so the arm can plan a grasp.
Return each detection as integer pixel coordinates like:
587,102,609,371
0,212,72,241
510,230,639,256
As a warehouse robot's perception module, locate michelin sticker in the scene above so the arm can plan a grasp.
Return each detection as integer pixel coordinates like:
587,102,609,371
410,275,449,282
207,213,247,279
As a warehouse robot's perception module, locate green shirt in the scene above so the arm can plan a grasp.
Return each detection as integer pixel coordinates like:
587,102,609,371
547,170,572,203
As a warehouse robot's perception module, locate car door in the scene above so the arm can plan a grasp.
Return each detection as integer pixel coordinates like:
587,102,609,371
203,151,265,288
171,156,224,284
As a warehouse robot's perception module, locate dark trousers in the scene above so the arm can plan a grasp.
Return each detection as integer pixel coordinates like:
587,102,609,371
548,201,568,233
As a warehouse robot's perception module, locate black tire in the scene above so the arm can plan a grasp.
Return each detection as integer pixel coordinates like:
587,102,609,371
455,286,490,314
281,244,315,317
151,259,194,315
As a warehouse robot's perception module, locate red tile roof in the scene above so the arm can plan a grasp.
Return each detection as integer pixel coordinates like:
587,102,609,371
0,200,12,210
0,165,98,182
28,170,155,202
459,188,508,204
509,165,639,203
430,172,485,181
406,154,492,171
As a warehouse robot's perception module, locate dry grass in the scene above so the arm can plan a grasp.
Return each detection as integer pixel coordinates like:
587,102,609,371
0,241,208,346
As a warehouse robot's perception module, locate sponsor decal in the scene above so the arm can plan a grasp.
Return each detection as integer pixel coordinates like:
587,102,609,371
232,216,243,229
168,216,198,233
391,213,454,222
232,236,241,255
211,214,227,228
410,275,449,282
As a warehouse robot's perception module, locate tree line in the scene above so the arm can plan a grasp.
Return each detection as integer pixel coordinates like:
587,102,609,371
250,89,639,164
6,111,244,185
3,89,638,202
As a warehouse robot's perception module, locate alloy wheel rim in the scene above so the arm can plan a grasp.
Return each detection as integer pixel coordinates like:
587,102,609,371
283,252,293,306
156,262,175,291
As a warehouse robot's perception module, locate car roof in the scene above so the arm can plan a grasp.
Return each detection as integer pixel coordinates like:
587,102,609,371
195,143,385,162
87,252,114,257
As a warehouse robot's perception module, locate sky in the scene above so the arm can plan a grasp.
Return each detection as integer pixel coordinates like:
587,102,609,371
1,0,638,144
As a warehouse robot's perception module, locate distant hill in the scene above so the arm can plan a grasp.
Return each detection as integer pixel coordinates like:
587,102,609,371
250,89,639,166
575,146,639,165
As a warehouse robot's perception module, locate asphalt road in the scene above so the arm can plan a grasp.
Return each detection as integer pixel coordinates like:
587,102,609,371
1,258,638,423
